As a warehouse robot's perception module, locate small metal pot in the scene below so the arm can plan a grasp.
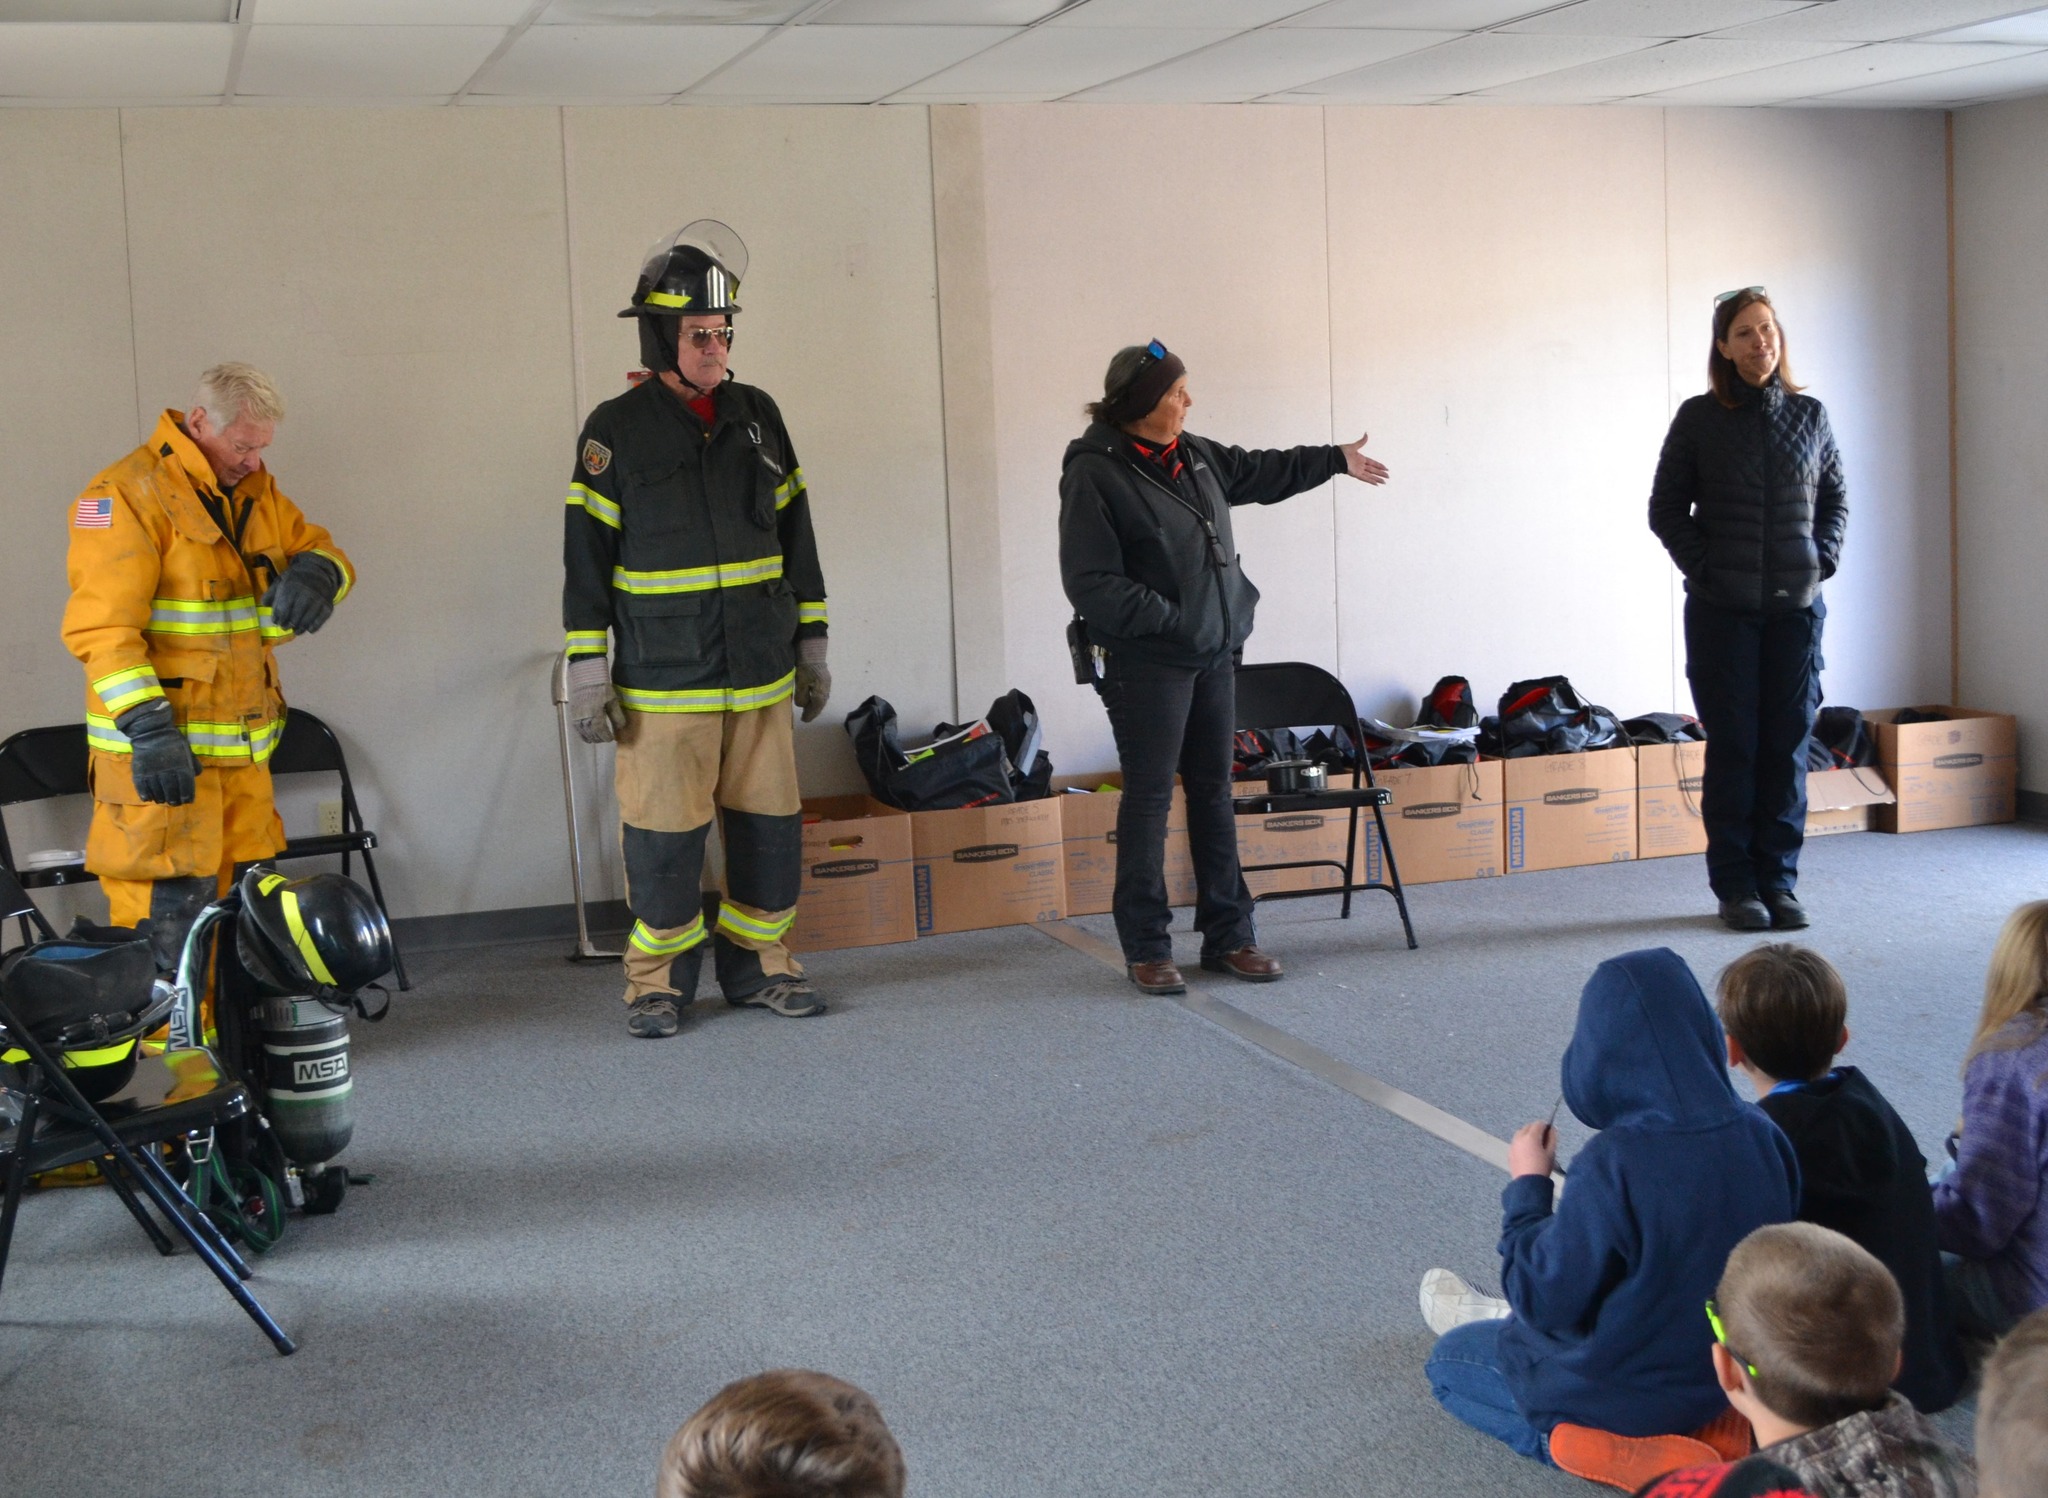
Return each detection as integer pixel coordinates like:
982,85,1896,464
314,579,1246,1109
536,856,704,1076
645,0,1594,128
1264,759,1327,795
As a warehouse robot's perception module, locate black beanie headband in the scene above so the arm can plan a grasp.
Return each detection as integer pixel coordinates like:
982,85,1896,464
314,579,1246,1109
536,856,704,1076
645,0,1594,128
1102,344,1186,426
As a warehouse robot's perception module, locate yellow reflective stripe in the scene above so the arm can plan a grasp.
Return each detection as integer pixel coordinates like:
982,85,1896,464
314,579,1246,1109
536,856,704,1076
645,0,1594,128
797,601,827,626
258,873,287,895
86,713,283,763
258,605,293,641
93,665,163,711
628,915,706,957
280,888,338,987
716,902,795,944
642,289,692,309
773,467,806,511
616,673,796,714
147,596,262,635
2,1039,138,1069
311,547,353,603
567,482,620,530
610,554,783,596
564,629,609,655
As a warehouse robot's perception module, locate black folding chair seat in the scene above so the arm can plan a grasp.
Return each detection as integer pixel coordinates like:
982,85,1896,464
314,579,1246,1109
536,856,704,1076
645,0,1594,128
12,1051,251,1177
1232,661,1419,950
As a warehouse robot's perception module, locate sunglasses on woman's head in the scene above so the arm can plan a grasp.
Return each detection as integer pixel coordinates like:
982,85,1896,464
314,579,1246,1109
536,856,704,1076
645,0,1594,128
1714,285,1767,307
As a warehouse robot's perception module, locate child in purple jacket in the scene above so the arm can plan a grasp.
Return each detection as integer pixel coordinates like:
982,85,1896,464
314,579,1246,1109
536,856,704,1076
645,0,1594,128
1936,900,2048,1345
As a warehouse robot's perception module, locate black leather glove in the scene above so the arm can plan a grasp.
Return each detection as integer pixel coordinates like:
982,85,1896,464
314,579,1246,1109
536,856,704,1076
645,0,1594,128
116,699,199,806
262,552,342,635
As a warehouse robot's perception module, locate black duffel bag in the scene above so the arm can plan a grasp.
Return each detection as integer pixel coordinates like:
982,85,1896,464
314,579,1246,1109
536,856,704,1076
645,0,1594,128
1492,676,1624,758
845,695,1015,811
1806,705,1878,771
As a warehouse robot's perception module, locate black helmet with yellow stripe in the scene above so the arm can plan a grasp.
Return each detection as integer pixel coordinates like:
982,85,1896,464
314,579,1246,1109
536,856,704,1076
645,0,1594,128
236,869,393,1003
619,219,748,376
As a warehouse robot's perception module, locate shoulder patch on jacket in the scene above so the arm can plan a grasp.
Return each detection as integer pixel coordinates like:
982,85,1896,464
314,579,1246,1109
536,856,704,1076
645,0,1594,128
582,439,612,476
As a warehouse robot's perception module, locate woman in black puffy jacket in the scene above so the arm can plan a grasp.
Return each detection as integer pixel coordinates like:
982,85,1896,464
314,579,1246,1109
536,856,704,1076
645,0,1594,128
1649,288,1847,933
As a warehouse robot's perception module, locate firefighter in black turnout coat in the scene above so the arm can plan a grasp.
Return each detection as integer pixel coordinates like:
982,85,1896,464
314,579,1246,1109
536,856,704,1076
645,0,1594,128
563,221,830,1037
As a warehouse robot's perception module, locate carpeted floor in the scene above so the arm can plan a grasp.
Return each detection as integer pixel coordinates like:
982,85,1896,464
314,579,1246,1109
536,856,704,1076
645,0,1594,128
1,822,2035,1496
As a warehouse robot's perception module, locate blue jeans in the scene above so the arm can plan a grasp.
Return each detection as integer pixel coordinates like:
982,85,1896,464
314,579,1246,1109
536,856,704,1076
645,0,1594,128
1426,1319,1552,1465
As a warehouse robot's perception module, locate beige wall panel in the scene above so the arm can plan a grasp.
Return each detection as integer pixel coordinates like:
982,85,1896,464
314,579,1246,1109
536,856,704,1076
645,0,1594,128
0,111,142,918
976,104,1335,777
1326,107,1671,726
1956,95,2048,795
562,106,952,798
1665,108,1949,719
116,107,578,918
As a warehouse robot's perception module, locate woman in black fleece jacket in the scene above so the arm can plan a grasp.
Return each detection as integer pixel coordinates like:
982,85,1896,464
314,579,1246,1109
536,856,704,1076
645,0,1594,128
1649,289,1848,934
1058,340,1386,995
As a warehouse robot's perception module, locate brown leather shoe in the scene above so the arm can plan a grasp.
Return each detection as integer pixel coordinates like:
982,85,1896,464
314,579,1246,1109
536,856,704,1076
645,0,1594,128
1127,960,1186,995
1200,946,1284,982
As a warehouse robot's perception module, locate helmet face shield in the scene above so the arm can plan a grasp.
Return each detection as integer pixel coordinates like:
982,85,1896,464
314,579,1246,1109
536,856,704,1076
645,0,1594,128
622,218,748,319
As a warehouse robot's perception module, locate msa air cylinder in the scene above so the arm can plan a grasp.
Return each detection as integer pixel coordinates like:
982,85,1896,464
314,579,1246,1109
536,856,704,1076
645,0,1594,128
258,997,354,1167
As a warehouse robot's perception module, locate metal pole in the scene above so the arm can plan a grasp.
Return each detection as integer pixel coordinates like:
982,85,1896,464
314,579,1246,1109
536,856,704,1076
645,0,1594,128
551,653,620,962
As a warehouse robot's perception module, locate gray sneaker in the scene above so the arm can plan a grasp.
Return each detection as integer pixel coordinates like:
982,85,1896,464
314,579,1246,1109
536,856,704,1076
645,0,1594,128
626,996,681,1038
730,979,825,1018
1420,1268,1511,1335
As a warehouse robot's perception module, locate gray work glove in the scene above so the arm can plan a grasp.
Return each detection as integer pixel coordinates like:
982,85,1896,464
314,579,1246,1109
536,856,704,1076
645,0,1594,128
566,655,626,744
116,699,200,806
262,552,342,635
793,637,831,724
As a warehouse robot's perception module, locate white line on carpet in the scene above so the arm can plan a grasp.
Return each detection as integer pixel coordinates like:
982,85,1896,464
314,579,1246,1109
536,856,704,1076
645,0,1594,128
1036,919,1512,1174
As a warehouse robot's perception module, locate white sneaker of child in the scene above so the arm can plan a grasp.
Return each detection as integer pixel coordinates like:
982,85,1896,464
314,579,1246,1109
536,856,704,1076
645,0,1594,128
1420,1267,1511,1336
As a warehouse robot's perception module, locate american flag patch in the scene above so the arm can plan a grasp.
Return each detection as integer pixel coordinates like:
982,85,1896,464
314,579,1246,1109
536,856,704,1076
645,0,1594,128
74,497,113,529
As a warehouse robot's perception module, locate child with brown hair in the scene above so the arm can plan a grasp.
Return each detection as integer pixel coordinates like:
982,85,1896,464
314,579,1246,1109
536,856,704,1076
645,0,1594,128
658,1369,905,1498
1717,942,1964,1411
1935,900,2048,1345
1711,1222,1975,1498
1977,1307,2048,1498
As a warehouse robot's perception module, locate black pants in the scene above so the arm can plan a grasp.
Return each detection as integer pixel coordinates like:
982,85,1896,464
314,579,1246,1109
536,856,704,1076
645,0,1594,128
1097,654,1256,964
1684,596,1824,900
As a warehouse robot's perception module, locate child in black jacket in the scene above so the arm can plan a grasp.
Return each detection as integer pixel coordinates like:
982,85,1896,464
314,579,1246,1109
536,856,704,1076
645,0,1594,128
1718,943,1966,1412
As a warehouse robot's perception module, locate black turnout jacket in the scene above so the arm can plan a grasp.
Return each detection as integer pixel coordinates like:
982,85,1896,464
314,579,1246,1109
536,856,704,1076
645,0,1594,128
1649,376,1847,616
563,376,826,713
1059,422,1343,671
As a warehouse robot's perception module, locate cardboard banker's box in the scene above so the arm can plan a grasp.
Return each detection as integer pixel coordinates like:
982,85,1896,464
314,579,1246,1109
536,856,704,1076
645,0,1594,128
1053,774,1196,917
1362,759,1504,884
1806,765,1894,838
1504,747,1638,874
1236,794,1352,897
1871,708,2018,833
1637,741,1708,859
788,796,916,953
911,798,1067,936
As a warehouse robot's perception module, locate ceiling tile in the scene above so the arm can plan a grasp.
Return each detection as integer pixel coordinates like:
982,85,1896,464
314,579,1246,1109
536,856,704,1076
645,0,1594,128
1927,10,2048,43
0,22,233,96
470,22,768,94
1647,38,2041,100
254,0,534,21
1049,0,1311,27
892,25,1228,98
818,0,1067,20
1077,26,1454,100
1476,36,1851,98
687,24,1018,98
1709,0,2048,42
1278,0,1555,26
1276,32,1660,100
539,0,809,21
1815,44,2048,97
238,25,508,94
1503,1,1812,37
0,0,226,16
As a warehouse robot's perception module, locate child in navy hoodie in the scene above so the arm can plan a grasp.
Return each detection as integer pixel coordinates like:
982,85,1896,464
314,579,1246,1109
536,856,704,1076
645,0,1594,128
1422,948,1800,1470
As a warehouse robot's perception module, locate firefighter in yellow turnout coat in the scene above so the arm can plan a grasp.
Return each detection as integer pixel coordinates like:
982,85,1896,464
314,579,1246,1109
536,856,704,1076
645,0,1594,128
563,221,830,1039
63,365,352,972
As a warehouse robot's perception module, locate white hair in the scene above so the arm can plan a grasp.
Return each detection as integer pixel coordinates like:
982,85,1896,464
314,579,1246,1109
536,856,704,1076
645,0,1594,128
193,362,284,433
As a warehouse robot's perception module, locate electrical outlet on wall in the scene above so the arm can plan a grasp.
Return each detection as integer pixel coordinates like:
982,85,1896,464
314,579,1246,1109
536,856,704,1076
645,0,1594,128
318,801,344,837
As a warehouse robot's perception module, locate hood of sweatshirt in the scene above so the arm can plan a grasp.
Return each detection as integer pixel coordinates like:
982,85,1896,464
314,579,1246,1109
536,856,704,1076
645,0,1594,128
1562,947,1742,1133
